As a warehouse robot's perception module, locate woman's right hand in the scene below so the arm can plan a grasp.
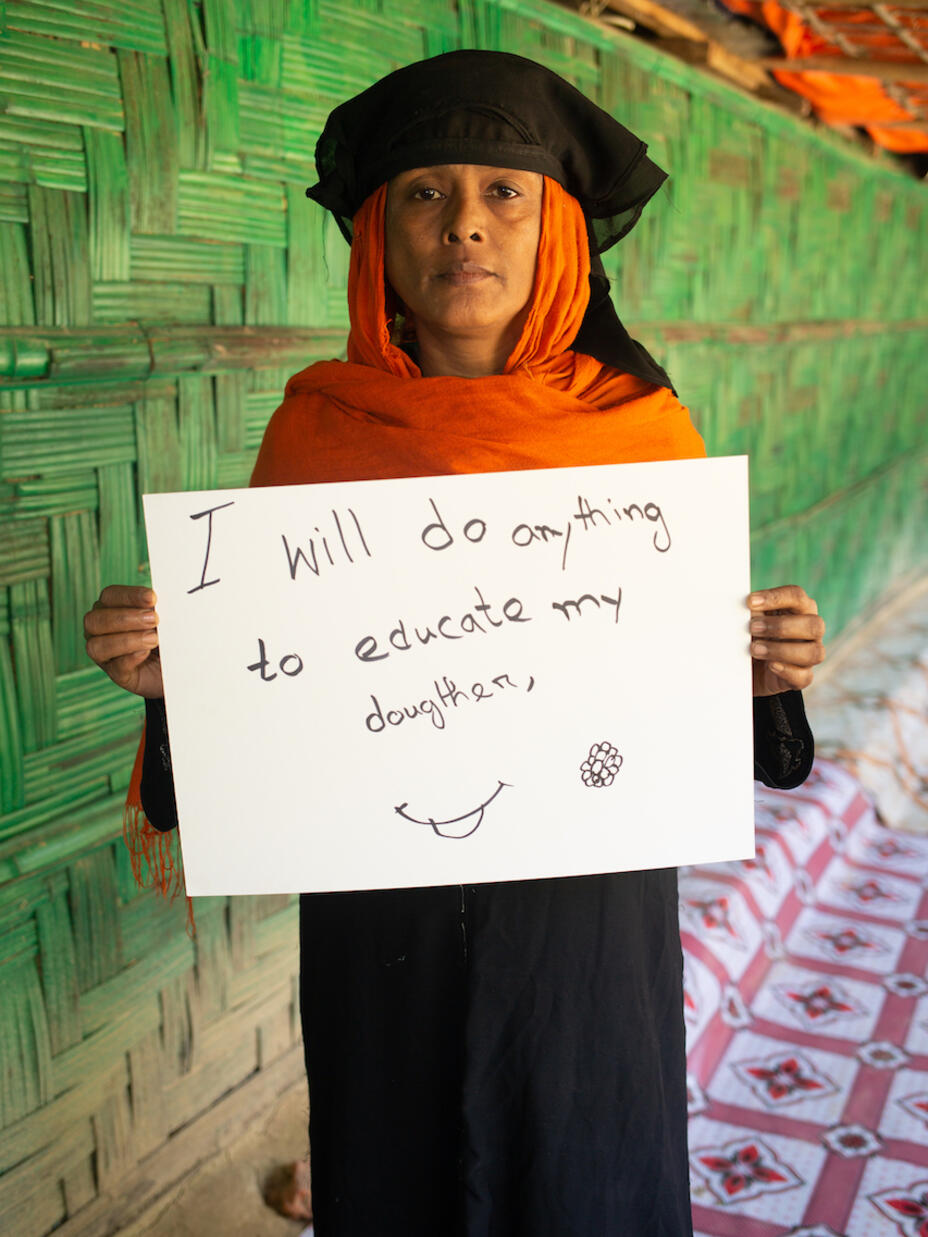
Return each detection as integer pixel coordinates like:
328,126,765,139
83,585,164,698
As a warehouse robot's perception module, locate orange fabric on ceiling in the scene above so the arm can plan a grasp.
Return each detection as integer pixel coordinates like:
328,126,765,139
864,122,928,153
718,0,928,152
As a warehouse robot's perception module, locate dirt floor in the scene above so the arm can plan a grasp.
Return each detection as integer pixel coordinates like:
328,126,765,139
123,1081,313,1237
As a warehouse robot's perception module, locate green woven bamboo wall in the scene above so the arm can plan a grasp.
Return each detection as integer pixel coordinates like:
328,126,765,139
0,1,925,1233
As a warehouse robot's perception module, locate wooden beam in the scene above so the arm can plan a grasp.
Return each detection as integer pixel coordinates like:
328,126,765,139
707,43,779,90
653,36,774,87
761,56,928,82
586,0,796,93
589,0,708,41
783,0,928,8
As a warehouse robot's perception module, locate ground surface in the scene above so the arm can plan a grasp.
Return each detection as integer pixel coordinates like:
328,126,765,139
122,1081,312,1237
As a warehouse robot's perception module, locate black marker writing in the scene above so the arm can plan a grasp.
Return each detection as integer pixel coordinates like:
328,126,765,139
510,495,672,568
355,585,530,664
187,501,234,594
282,508,371,580
551,586,622,624
247,636,304,681
395,781,511,840
421,498,488,551
572,495,611,531
365,671,535,734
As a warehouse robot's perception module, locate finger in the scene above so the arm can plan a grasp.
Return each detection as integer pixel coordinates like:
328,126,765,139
751,638,825,668
766,663,815,691
84,605,158,639
105,648,153,688
748,585,818,615
96,584,157,610
86,629,159,666
749,613,825,641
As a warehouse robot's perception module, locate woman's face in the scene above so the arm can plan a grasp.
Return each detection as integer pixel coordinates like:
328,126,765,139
384,164,543,350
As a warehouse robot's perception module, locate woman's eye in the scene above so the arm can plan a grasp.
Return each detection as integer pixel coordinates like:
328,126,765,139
413,186,443,201
490,184,519,199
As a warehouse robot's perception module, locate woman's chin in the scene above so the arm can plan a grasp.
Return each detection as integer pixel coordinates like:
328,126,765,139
420,304,528,346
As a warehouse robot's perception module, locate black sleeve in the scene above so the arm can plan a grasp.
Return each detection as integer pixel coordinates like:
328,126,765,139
753,690,814,790
140,696,179,833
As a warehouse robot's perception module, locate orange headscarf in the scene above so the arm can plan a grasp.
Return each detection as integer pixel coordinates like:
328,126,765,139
250,177,704,486
125,175,704,917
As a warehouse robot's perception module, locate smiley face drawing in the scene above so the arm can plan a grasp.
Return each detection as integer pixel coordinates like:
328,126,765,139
394,781,511,839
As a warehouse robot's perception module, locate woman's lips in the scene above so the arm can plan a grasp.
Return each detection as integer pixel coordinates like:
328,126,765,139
437,262,494,285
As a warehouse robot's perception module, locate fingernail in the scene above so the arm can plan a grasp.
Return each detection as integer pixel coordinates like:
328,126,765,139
753,642,768,656
749,619,766,634
140,610,156,620
771,662,784,673
142,631,158,644
749,593,764,607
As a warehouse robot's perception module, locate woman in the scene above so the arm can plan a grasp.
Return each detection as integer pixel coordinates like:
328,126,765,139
84,51,826,1236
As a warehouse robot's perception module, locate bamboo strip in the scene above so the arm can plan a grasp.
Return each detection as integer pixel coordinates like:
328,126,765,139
0,1054,128,1177
84,126,131,284
9,579,56,753
0,791,126,882
119,50,178,236
178,374,218,491
162,0,208,172
3,469,98,514
92,281,214,324
1,405,136,478
0,640,25,815
0,116,86,194
0,783,115,846
49,511,100,675
0,518,49,587
177,170,287,247
0,32,124,131
0,320,923,386
0,1116,86,1236
96,462,139,589
3,0,169,54
130,235,245,284
0,954,53,1129
201,0,242,160
34,883,81,1055
56,667,140,723
67,849,122,994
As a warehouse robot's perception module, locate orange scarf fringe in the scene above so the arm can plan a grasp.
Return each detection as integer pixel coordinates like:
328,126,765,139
124,718,194,933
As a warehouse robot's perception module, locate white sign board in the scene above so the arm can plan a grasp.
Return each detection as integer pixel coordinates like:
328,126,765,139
143,456,754,896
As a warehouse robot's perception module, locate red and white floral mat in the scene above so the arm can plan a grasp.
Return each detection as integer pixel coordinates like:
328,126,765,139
809,585,928,837
683,759,928,1236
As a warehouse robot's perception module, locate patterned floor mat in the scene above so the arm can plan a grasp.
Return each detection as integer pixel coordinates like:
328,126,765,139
684,760,928,1236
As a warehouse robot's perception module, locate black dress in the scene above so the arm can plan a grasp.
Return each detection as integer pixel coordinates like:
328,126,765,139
141,691,812,1237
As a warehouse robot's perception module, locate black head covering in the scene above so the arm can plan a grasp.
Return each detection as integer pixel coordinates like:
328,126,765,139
306,49,675,391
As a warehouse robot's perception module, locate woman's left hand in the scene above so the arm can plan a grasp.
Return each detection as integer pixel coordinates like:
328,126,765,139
749,585,826,696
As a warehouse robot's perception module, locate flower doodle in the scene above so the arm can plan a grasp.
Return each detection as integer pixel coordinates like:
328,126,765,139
580,741,623,788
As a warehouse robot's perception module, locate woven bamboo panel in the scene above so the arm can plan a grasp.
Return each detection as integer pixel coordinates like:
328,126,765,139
0,1,925,1233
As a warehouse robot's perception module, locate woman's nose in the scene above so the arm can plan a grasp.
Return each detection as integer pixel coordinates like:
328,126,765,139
443,191,485,244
